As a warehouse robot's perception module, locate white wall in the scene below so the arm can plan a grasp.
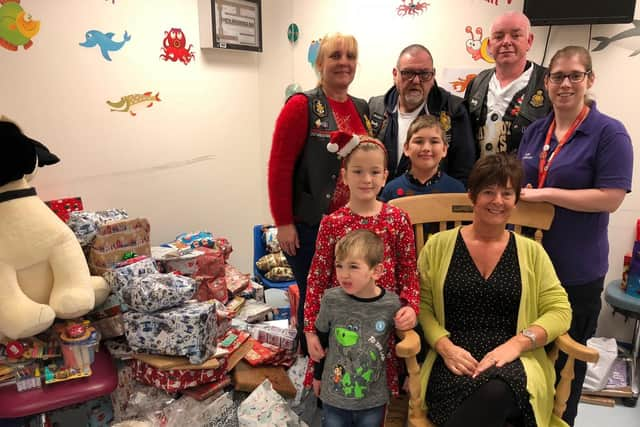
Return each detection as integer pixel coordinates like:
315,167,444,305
2,0,637,340
1,0,269,274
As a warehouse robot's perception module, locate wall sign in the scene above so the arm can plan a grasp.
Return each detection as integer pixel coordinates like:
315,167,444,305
211,0,262,52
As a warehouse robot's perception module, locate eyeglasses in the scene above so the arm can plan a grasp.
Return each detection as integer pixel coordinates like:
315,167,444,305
547,71,591,84
399,69,435,82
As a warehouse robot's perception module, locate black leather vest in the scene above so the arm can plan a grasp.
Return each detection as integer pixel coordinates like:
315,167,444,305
465,62,551,153
291,87,369,225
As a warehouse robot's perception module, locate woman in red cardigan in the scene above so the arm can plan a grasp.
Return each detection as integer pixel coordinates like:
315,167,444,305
267,32,371,354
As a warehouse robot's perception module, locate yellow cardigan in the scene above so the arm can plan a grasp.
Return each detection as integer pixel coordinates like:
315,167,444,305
417,227,571,427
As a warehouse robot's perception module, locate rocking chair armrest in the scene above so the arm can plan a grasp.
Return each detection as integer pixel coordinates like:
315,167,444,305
396,329,421,358
554,333,599,363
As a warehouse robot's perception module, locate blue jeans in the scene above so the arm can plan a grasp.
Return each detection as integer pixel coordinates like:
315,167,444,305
322,403,385,427
282,222,319,356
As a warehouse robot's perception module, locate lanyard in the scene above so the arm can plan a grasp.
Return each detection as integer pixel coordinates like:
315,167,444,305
537,105,589,188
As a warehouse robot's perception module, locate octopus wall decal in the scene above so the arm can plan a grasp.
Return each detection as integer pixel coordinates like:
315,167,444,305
396,0,430,16
159,28,195,65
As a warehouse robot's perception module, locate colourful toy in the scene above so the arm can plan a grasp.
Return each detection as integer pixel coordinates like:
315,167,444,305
15,364,41,392
79,29,131,61
59,322,99,373
0,0,40,51
0,119,109,340
106,92,161,116
159,28,195,65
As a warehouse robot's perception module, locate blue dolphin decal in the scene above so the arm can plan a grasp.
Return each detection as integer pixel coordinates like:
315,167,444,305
79,30,131,61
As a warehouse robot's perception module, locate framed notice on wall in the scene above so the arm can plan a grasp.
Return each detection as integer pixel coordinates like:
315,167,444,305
212,0,262,52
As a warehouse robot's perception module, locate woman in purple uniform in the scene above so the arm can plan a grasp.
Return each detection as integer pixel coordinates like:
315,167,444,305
517,45,634,426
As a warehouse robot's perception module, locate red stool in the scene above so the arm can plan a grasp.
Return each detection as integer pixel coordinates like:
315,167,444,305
0,347,117,419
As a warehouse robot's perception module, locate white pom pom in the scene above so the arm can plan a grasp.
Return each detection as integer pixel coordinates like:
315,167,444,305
327,142,339,153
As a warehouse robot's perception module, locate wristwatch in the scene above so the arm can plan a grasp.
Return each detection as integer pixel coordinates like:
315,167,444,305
520,328,537,350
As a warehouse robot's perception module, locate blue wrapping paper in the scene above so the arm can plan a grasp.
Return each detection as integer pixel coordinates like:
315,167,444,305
119,273,195,313
123,301,217,364
104,256,158,294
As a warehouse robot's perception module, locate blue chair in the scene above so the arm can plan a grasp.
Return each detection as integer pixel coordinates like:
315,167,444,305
604,279,640,407
252,224,296,289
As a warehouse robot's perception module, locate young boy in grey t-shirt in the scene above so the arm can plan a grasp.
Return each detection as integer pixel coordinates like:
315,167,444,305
313,229,402,426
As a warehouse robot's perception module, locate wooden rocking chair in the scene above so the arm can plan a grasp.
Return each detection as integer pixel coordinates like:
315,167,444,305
390,193,599,427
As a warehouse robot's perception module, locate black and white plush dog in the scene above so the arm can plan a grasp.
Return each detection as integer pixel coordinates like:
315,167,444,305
0,119,108,340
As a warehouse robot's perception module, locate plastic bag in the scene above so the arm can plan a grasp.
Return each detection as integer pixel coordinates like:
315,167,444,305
583,337,618,391
238,379,307,427
162,392,236,427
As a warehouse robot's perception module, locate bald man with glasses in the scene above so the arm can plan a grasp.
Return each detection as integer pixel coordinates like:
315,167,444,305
369,44,475,184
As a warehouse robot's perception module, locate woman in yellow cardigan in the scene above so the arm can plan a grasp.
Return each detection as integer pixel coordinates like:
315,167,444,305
417,153,571,427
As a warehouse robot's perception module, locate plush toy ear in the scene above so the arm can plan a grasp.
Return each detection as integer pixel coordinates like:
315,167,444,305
32,139,60,167
0,121,60,186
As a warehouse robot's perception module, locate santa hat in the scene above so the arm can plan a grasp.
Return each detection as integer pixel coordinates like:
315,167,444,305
326,131,360,159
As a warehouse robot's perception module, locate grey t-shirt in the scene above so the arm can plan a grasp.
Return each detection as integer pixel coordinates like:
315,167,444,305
315,287,401,410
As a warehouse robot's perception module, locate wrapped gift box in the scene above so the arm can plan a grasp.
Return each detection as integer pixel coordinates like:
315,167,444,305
104,256,158,294
119,273,195,313
89,218,151,275
194,247,225,278
130,358,227,393
124,301,217,364
194,275,227,303
45,197,83,223
225,264,250,296
67,208,128,246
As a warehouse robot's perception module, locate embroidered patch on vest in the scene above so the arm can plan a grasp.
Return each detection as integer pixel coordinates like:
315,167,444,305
529,90,545,108
370,112,385,134
439,112,452,132
313,98,327,117
364,114,373,136
314,118,329,129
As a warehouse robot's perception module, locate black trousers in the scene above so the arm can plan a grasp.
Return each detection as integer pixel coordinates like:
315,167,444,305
555,277,604,426
442,379,522,427
282,222,319,356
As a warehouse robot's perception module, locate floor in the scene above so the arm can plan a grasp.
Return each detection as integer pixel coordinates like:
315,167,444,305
301,396,640,427
575,400,640,426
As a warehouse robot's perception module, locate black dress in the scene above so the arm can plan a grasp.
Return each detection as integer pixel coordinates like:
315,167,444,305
425,231,536,427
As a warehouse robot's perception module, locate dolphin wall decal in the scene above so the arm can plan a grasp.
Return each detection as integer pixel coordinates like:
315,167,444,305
79,30,131,61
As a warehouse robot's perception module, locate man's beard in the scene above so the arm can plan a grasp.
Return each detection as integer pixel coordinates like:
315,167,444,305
402,90,425,111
